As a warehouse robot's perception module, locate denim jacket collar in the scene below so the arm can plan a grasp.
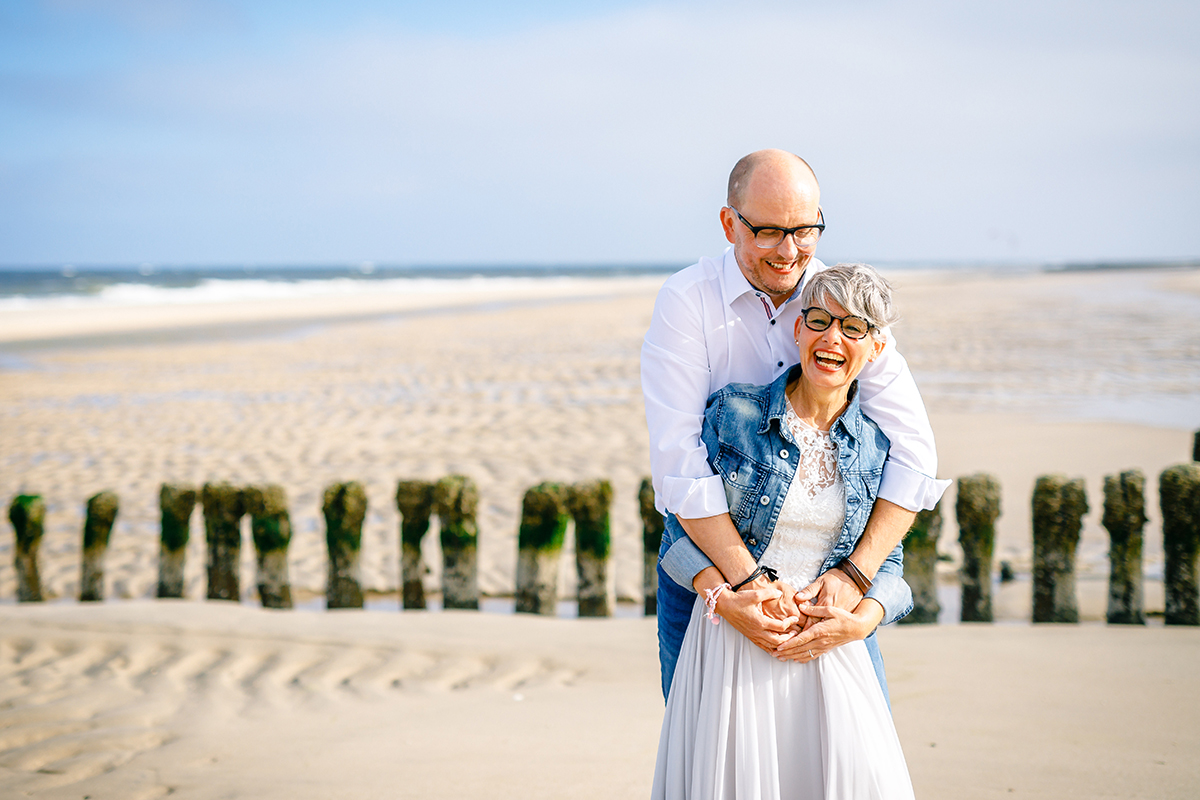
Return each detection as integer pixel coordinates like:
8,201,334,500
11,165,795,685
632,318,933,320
762,363,865,445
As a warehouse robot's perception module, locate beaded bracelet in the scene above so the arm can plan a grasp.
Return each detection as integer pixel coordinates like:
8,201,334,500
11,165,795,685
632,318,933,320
703,583,730,624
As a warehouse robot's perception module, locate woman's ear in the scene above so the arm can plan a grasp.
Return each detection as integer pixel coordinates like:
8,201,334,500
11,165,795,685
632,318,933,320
868,337,886,362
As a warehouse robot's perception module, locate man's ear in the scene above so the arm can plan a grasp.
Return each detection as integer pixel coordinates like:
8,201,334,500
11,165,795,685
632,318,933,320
720,206,737,244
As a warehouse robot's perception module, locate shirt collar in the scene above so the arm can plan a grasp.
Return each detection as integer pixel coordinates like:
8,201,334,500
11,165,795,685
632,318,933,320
719,246,822,312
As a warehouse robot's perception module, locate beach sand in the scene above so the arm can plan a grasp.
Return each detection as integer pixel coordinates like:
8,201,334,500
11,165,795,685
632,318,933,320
2,265,1199,797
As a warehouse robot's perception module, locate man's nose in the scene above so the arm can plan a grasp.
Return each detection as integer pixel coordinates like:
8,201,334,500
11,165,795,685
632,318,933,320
774,233,799,259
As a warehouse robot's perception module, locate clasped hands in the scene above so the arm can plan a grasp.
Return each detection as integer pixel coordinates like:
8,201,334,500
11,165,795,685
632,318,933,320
713,567,883,662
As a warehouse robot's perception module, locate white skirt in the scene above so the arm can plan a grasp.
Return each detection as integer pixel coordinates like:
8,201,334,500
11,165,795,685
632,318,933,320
651,597,915,800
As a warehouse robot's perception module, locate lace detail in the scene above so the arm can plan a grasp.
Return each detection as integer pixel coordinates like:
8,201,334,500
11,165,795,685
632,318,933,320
758,399,845,587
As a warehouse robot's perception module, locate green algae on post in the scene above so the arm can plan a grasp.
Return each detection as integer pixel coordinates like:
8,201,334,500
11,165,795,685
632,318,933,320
8,494,46,602
158,484,197,598
395,479,435,610
899,503,941,625
638,478,664,616
569,479,613,617
1160,464,1200,626
202,482,247,602
1102,470,1146,625
433,474,479,610
323,482,366,610
80,490,119,602
956,473,1000,623
515,482,568,615
1031,474,1088,623
245,484,293,610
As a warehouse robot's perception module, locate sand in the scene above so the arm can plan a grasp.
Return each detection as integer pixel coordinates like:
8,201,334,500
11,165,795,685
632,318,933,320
1,265,1199,797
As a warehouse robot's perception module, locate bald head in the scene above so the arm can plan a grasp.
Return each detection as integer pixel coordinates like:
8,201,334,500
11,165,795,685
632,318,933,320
727,149,819,208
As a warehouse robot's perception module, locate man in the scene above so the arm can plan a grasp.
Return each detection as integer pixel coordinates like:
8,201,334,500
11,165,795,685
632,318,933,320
642,149,949,700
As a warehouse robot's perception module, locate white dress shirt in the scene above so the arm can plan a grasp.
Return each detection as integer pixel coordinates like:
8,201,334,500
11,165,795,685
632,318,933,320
641,247,950,519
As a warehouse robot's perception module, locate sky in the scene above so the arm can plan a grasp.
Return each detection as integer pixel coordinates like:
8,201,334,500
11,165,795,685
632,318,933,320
1,0,1198,267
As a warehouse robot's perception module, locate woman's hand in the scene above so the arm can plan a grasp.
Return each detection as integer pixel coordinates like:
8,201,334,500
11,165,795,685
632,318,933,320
772,597,885,662
762,579,805,626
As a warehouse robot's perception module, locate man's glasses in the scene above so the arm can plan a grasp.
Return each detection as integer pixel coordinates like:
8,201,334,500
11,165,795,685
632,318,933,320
800,307,873,340
729,207,825,249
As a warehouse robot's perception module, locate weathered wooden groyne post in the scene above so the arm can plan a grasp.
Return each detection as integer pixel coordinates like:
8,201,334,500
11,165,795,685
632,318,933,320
434,475,479,610
1160,464,1200,626
515,483,568,615
245,484,293,609
956,474,1000,622
639,478,664,616
395,480,435,610
1192,430,1200,462
1102,470,1146,625
569,480,613,617
323,481,366,609
1031,474,1087,623
900,503,941,624
158,484,196,598
8,494,45,602
202,482,246,601
80,490,119,602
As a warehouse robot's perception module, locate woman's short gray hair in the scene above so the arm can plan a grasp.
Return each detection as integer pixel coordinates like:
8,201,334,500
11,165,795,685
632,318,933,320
800,262,900,341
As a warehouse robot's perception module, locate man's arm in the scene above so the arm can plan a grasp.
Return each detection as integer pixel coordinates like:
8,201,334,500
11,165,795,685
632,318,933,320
855,330,951,513
640,278,730,521
794,499,916,622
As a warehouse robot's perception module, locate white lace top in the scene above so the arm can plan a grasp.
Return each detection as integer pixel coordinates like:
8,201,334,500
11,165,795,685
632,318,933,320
758,399,846,587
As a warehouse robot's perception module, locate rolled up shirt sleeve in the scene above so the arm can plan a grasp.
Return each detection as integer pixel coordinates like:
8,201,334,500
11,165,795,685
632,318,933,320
641,281,731,520
855,330,952,512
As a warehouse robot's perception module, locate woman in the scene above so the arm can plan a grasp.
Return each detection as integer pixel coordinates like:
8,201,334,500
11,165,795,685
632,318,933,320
652,262,916,799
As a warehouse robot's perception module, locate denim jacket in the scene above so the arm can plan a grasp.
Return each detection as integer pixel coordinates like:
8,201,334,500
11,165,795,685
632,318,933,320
659,364,914,626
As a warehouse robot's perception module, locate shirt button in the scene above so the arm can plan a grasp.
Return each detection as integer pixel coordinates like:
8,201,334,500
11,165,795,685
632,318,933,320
777,361,784,367
748,537,758,546
760,495,770,506
770,319,776,325
779,449,789,459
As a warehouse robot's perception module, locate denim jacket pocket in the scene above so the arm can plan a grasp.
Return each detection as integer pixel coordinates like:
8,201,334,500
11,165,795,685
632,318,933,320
713,444,766,529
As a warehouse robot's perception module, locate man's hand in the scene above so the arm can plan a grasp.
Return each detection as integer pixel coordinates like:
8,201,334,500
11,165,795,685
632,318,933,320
793,567,863,630
774,598,885,662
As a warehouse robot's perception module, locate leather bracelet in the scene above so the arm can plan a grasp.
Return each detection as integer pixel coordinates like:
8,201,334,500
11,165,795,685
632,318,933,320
836,557,873,594
730,564,778,593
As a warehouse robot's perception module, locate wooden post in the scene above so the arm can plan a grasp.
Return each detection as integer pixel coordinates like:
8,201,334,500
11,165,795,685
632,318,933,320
1192,430,1199,462
80,490,119,602
395,480,435,610
638,478,664,616
1160,464,1200,626
570,480,613,617
158,484,196,599
8,494,45,602
900,503,941,624
433,475,479,610
1102,470,1146,625
202,482,246,602
245,484,293,609
323,482,366,609
515,483,568,615
956,473,1000,622
1031,474,1087,623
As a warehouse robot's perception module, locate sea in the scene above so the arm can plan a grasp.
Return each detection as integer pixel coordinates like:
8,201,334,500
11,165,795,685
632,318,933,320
2,260,1198,430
